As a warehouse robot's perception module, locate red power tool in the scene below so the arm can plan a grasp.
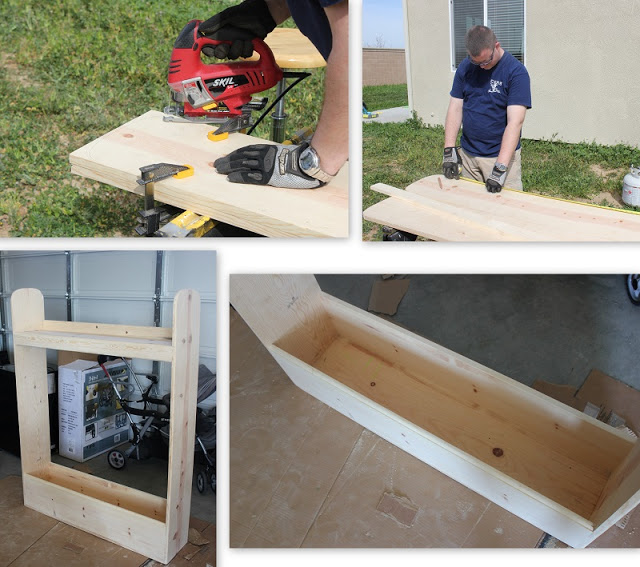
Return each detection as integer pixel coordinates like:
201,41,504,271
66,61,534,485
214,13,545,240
164,19,283,137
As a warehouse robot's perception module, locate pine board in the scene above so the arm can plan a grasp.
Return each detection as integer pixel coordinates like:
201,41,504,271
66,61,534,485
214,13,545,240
69,110,348,238
364,176,640,241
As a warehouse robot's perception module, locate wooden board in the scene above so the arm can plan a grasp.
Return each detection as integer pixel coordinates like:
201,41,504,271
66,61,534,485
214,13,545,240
250,28,326,69
70,111,348,238
10,288,201,564
230,275,640,547
364,176,640,241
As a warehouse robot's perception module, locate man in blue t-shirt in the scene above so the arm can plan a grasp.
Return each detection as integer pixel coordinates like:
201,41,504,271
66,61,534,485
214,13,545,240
443,25,531,192
193,0,348,190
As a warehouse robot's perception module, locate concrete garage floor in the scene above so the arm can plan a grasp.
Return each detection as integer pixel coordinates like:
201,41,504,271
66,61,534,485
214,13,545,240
230,274,640,549
315,274,640,391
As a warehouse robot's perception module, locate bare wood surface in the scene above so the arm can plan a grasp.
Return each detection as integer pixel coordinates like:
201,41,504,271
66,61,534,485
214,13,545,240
365,176,640,241
250,28,326,69
230,275,640,547
70,111,348,238
166,290,201,560
10,289,50,476
10,288,201,563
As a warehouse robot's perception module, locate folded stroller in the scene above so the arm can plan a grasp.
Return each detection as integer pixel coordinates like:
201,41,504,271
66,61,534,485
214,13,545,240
98,356,216,493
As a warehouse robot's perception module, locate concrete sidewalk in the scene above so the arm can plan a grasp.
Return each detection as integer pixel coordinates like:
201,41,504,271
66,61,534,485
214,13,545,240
363,105,412,124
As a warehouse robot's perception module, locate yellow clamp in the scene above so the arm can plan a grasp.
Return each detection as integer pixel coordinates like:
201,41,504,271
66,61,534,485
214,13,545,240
208,131,229,142
174,165,194,179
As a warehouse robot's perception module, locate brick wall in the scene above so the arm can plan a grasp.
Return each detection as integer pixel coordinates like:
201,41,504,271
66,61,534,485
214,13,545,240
363,48,407,86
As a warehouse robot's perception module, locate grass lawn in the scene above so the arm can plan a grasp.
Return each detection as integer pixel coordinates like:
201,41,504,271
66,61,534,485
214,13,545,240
363,114,640,240
0,1,324,237
363,83,408,111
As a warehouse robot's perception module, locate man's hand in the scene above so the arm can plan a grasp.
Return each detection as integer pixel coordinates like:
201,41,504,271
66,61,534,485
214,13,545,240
442,146,462,179
214,143,323,189
198,0,276,60
486,162,508,193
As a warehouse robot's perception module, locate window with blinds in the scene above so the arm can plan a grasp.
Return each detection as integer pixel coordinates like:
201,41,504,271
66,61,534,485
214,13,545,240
451,0,525,69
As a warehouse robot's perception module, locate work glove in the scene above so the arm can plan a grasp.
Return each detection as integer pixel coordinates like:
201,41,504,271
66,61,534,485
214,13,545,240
198,0,277,60
485,162,508,193
442,146,462,179
214,143,324,189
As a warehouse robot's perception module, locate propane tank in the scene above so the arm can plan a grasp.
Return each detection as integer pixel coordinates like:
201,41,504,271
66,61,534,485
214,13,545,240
622,165,640,207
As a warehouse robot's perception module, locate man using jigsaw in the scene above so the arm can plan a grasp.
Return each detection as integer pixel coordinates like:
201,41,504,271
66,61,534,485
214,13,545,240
199,0,348,189
443,25,531,193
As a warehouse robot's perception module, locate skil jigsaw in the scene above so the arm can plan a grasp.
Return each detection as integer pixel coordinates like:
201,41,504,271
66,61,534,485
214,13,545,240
164,19,283,139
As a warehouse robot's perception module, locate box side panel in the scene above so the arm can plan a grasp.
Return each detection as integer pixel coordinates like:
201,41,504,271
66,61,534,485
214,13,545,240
23,473,169,562
270,346,596,548
230,274,335,363
590,440,640,535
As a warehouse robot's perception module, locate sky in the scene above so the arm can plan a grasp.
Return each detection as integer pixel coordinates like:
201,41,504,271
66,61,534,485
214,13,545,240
362,0,405,48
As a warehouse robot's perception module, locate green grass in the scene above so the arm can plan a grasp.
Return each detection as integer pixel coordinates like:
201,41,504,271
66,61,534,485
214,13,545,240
362,84,408,111
363,115,640,240
0,0,325,236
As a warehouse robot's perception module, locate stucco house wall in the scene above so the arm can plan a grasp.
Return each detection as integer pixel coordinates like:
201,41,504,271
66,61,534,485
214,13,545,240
404,0,640,147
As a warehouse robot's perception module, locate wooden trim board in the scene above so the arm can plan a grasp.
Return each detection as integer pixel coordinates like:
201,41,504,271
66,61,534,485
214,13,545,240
69,111,348,238
230,275,640,547
364,176,640,241
10,288,201,564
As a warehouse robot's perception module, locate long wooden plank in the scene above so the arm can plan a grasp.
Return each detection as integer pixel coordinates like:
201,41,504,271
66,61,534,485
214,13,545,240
10,289,51,476
363,191,503,241
42,320,172,340
69,111,348,238
370,183,531,240
365,176,640,241
23,473,167,562
33,463,167,521
165,289,201,560
13,330,174,362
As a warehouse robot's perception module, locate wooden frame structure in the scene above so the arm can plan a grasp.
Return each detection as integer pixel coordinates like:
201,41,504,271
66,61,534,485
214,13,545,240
363,176,640,241
230,275,640,548
11,288,201,564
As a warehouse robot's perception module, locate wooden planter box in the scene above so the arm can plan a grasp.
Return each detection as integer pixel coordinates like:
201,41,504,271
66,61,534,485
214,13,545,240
230,275,640,548
10,288,200,564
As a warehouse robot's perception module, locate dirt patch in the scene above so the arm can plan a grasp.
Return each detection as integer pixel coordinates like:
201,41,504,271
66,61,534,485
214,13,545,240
363,226,381,241
574,190,625,208
0,215,12,237
0,53,40,88
589,163,625,180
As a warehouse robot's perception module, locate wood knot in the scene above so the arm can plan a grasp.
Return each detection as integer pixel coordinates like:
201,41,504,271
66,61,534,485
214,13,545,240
492,448,504,457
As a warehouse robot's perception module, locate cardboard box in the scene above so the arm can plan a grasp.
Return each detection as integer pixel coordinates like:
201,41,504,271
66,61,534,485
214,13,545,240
58,359,131,462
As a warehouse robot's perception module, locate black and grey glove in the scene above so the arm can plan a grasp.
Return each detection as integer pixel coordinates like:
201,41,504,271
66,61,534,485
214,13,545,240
442,146,462,179
198,0,276,60
214,143,324,189
486,162,508,193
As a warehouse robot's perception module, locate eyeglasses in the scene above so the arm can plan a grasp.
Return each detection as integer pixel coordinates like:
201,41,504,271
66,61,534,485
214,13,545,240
468,46,495,67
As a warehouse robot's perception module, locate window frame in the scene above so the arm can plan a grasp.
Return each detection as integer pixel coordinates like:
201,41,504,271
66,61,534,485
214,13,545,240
449,0,526,72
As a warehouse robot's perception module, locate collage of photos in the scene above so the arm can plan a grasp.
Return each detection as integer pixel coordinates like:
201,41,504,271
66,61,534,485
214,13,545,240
1,1,640,566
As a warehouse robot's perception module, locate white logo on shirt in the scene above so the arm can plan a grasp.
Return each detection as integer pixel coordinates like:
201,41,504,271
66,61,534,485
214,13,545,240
489,79,502,93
